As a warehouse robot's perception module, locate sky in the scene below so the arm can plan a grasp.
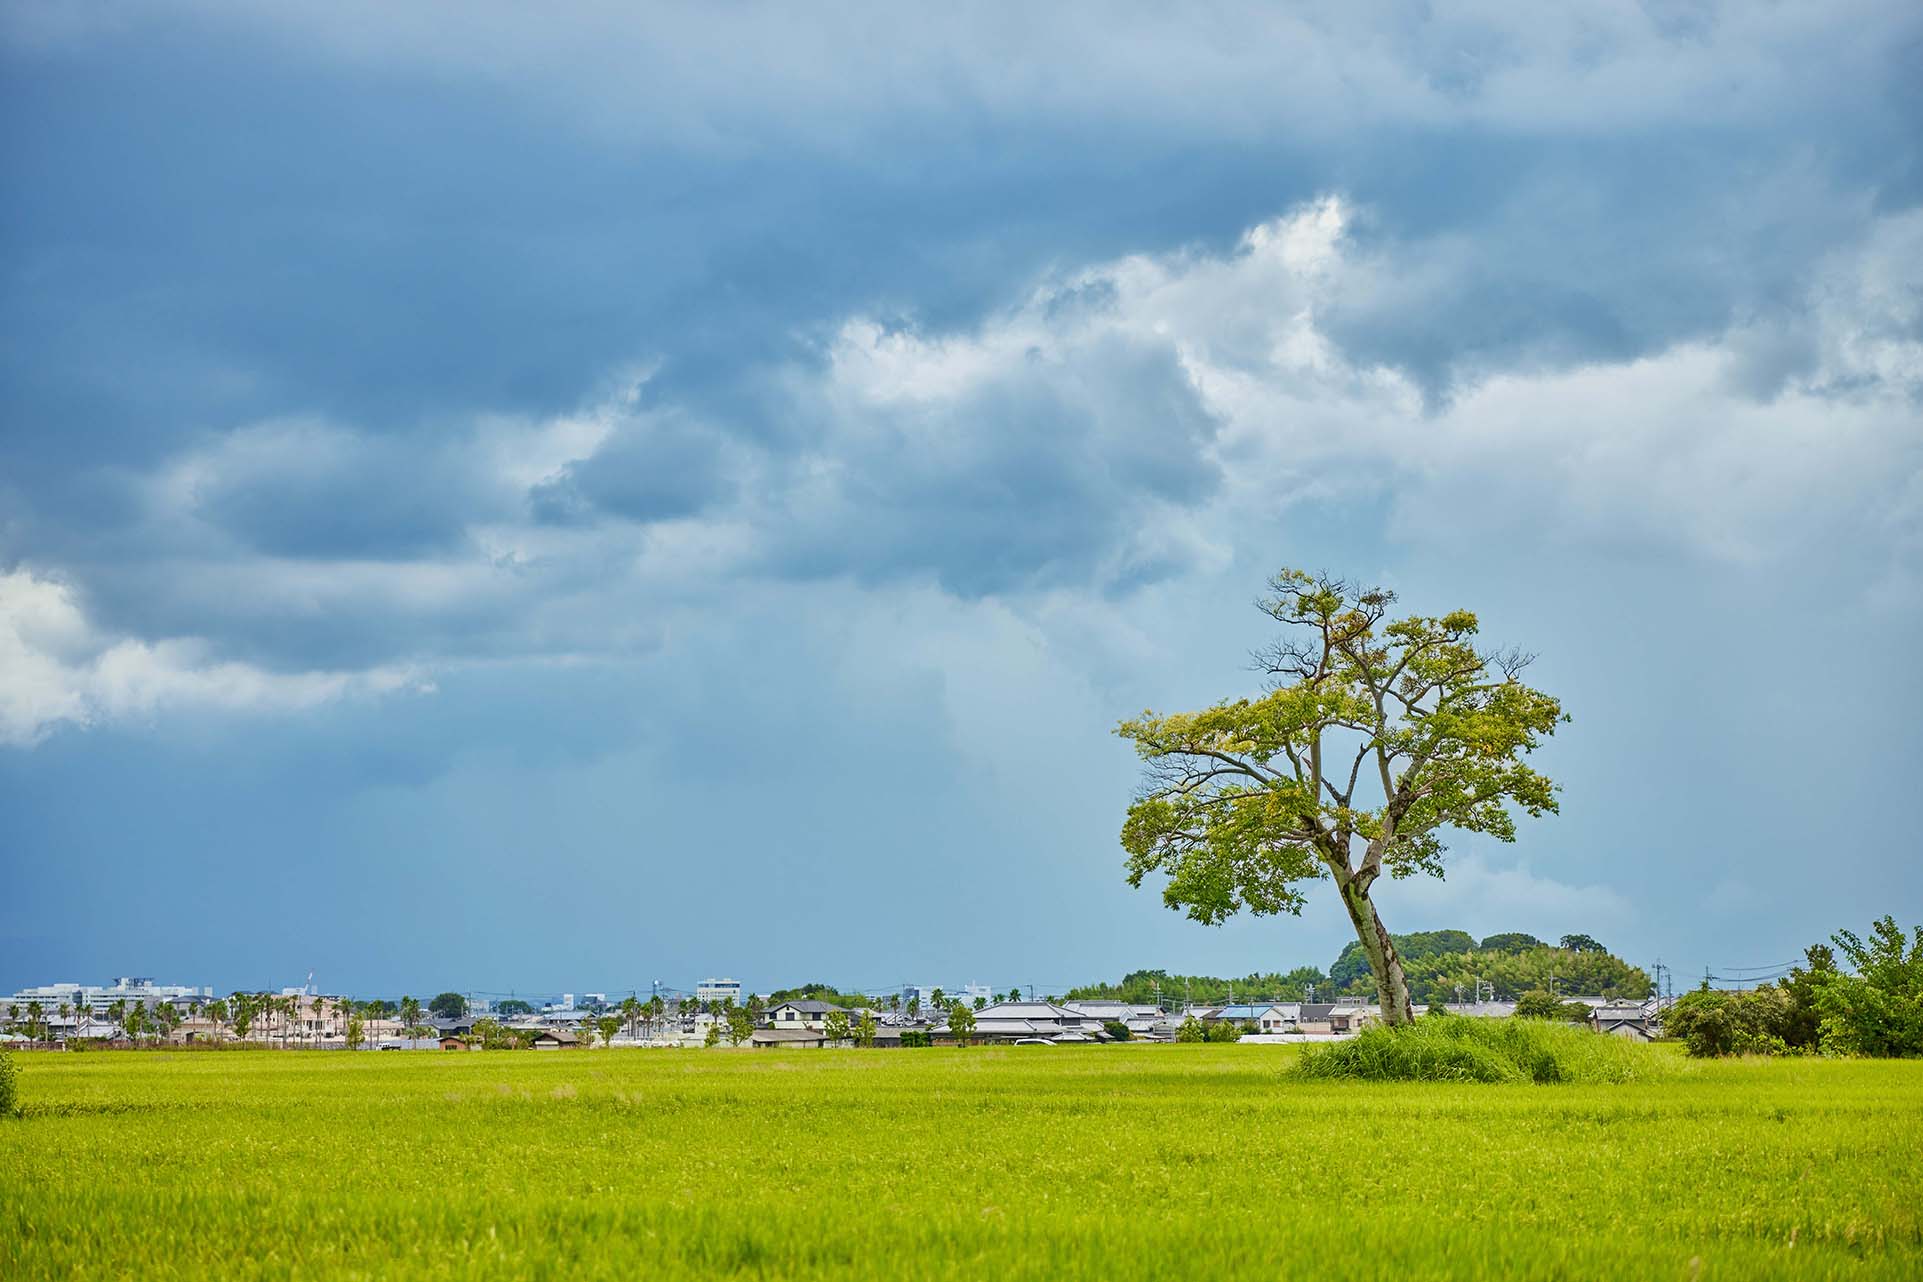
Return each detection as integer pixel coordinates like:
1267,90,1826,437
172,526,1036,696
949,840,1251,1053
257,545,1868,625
2,1,1920,1000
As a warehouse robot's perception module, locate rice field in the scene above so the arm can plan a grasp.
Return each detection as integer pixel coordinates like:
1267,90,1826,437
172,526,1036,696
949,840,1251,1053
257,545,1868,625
3,1043,1919,1280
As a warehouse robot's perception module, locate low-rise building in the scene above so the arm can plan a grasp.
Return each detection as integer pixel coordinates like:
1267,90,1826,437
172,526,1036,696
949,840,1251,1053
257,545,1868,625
964,1002,1110,1043
1591,1004,1657,1041
765,999,849,1032
1199,1003,1299,1033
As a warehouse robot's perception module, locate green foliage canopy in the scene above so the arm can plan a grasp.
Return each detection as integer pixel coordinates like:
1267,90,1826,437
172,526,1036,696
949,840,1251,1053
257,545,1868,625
1479,932,1546,953
1066,966,1330,1006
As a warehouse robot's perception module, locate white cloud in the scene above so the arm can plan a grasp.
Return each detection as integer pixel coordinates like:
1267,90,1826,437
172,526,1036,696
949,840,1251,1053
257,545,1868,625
814,195,1922,571
1373,851,1632,937
0,568,427,746
16,197,1921,744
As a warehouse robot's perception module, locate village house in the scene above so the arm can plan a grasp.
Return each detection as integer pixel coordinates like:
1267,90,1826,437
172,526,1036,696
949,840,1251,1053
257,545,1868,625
1294,1003,1338,1034
1200,1003,1299,1033
1328,1006,1380,1034
763,999,850,1032
1590,1004,1657,1041
962,1002,1110,1043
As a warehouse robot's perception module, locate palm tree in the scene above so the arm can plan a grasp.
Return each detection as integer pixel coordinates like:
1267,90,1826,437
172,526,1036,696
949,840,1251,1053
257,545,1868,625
233,993,255,1041
400,996,423,1037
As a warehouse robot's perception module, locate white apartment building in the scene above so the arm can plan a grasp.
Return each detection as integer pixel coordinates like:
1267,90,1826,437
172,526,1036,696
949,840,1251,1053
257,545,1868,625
7,977,209,1014
902,983,994,1010
696,978,743,1004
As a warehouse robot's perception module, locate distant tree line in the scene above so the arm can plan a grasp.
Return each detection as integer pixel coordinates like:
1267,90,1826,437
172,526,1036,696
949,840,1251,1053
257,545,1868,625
1068,931,1650,1008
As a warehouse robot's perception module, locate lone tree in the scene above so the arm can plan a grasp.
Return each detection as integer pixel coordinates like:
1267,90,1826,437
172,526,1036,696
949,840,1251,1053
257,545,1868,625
1116,570,1564,1025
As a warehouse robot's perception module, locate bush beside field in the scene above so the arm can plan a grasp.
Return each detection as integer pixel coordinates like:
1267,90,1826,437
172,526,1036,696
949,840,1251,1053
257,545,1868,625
1290,1014,1645,1083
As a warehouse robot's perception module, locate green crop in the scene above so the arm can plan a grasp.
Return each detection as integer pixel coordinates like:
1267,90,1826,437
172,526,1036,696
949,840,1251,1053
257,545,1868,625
1292,1013,1646,1083
2,1044,1918,1279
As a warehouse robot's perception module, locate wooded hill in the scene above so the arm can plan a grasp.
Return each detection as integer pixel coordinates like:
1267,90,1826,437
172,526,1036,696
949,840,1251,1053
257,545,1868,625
1070,932,1652,1007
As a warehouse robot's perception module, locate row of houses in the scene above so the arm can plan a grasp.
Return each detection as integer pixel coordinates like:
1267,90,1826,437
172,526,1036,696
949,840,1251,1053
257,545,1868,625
6,979,1664,1049
1187,997,1661,1041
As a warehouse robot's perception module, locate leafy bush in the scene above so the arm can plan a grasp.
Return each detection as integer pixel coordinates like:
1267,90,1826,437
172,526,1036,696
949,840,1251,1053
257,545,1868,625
1291,1015,1643,1084
1817,917,1923,1057
1514,990,1592,1022
0,1049,16,1117
1203,1021,1244,1043
1662,988,1796,1057
1175,1017,1206,1043
1102,1020,1130,1041
1664,919,1922,1059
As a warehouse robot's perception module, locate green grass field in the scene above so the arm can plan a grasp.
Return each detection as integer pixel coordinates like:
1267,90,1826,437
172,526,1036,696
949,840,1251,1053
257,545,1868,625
3,1044,1919,1280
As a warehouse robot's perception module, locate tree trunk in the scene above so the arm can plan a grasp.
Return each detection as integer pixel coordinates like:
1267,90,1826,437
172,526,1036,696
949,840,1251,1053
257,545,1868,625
1338,878,1416,1026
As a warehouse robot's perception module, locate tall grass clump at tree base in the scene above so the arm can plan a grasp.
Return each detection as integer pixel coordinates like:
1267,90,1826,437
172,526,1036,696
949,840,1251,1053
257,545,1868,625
1290,1015,1645,1083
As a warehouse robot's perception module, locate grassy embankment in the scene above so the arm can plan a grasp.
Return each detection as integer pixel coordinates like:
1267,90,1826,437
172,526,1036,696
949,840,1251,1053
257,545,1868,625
3,1043,1919,1280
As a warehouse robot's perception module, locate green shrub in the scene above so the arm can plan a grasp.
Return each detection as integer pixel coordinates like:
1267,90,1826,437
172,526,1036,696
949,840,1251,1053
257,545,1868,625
1663,988,1797,1057
0,1050,16,1117
1817,917,1923,1057
1514,990,1592,1022
1291,1015,1644,1084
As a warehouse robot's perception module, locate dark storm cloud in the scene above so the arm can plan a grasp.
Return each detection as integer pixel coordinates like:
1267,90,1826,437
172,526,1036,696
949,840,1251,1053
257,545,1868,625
762,336,1223,596
532,415,736,526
